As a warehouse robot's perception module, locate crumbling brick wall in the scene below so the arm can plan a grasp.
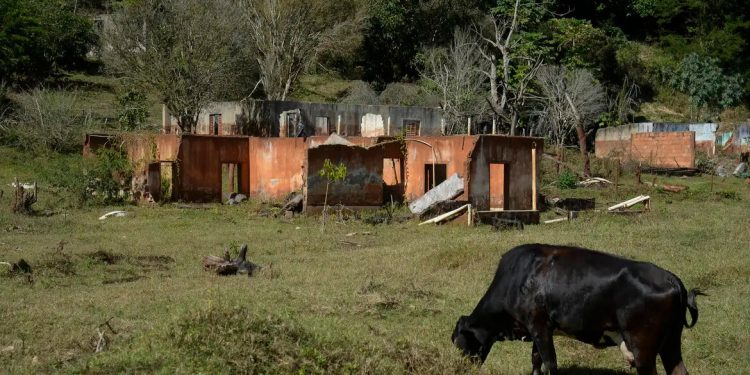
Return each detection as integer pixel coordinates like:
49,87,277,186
630,132,695,168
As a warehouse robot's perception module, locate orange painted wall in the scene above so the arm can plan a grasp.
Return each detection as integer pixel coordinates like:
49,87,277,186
403,136,477,202
176,135,250,202
630,132,695,168
155,134,180,161
248,137,306,199
305,144,384,207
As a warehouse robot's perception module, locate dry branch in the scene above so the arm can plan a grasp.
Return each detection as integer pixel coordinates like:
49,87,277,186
202,244,259,276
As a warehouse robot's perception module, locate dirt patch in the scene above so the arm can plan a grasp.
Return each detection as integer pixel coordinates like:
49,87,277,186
102,275,144,285
131,255,175,271
87,250,123,265
39,253,76,276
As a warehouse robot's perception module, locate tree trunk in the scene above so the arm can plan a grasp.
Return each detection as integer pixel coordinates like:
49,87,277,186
575,120,590,177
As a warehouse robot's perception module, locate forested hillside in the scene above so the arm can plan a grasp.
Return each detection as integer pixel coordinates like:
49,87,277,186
2,0,749,148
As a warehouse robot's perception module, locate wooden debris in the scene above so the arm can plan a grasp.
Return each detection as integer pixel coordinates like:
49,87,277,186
608,195,651,212
644,181,687,193
419,204,470,226
1,259,32,274
98,211,127,220
202,244,259,276
544,217,569,224
11,178,36,214
577,177,612,187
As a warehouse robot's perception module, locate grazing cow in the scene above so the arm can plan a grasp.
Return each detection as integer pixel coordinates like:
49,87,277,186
452,244,703,375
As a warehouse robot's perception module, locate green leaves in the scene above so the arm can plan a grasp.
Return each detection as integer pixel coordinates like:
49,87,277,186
671,53,744,114
319,159,348,183
0,0,94,85
116,90,149,131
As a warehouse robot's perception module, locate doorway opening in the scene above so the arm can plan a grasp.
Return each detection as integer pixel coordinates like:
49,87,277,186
221,163,240,202
489,163,506,211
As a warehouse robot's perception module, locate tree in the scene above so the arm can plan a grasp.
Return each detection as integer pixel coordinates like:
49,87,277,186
360,0,489,87
419,28,488,134
475,0,547,135
0,0,94,85
318,159,347,232
237,0,362,100
102,0,241,133
534,65,605,177
671,53,744,119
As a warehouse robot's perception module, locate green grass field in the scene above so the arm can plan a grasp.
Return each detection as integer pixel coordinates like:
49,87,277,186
1,147,749,374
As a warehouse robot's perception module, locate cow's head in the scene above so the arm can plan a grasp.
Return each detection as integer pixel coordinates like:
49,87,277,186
451,315,493,364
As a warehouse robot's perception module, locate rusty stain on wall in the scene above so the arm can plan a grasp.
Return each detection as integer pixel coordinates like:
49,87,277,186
86,133,542,211
249,137,306,200
305,143,384,208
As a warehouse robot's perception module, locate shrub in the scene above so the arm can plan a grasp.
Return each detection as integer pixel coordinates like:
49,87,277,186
557,170,578,189
42,147,132,207
2,88,93,153
695,152,717,174
116,90,150,131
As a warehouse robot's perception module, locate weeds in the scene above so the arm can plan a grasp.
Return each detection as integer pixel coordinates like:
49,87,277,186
557,169,578,189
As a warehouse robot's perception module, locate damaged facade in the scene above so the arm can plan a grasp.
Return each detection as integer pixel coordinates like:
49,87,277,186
85,133,542,222
595,122,750,168
162,100,445,137
595,123,717,168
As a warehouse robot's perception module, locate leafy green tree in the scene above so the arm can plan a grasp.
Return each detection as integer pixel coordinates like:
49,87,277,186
360,0,490,87
318,159,347,231
0,0,95,85
103,0,241,133
671,53,744,118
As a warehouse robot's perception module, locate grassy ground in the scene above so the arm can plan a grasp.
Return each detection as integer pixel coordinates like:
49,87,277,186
1,148,749,374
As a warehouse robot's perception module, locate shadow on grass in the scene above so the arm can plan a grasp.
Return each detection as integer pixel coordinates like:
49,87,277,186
559,366,631,374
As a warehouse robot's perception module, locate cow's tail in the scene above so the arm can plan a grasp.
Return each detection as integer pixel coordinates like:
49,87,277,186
684,288,705,328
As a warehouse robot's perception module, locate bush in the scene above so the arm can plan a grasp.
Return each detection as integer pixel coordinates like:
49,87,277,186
2,88,93,153
695,152,717,174
557,170,578,189
116,90,150,131
42,147,132,207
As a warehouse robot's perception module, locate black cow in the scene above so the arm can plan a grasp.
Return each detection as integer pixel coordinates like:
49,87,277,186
452,244,702,375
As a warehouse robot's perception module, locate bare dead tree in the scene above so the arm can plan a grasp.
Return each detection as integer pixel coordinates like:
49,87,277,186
419,28,488,135
475,0,544,135
237,0,363,101
534,65,605,176
102,0,238,134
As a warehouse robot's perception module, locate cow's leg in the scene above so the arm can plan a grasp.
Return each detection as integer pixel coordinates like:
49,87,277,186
622,329,659,375
531,343,543,375
528,321,557,374
659,326,689,375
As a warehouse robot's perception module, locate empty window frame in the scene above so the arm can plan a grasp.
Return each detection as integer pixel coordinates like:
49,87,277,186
424,164,447,193
209,114,222,135
315,116,330,135
404,119,421,136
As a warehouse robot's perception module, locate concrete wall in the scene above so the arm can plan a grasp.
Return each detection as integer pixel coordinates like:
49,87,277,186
403,136,477,202
468,136,542,211
248,137,306,200
175,135,250,202
305,144,384,208
719,124,750,153
169,100,445,137
630,132,695,168
595,123,717,158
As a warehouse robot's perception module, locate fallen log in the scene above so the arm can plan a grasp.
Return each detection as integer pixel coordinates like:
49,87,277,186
202,244,259,276
644,181,687,193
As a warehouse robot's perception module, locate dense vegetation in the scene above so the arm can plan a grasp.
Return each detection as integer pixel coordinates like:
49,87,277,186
1,0,749,146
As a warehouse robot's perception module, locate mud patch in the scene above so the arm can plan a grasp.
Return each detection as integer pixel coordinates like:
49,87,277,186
131,255,175,271
87,250,123,265
102,275,144,285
